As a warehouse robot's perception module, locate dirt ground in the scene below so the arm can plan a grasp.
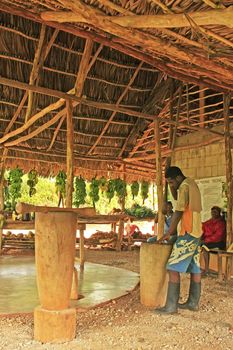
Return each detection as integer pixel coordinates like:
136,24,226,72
0,249,233,350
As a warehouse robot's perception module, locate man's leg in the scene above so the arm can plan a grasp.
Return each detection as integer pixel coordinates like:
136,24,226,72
169,270,180,283
154,270,180,315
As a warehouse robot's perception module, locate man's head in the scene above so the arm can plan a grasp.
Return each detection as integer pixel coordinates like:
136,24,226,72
166,201,173,214
165,166,185,190
211,206,221,219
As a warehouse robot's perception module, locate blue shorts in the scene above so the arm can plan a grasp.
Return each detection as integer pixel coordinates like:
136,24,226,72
166,233,201,274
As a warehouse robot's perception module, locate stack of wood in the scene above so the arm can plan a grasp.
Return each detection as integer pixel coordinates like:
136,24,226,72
76,230,117,249
2,231,35,251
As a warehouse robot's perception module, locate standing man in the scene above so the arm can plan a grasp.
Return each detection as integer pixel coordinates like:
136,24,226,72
155,166,202,314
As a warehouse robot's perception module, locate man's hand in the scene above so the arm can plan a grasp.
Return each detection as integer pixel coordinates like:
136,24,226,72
156,233,171,244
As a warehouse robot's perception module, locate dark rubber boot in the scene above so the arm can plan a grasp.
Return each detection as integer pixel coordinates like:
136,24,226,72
154,282,180,315
178,281,201,311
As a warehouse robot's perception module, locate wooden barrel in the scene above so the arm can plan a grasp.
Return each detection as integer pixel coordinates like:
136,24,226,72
140,243,173,307
35,212,77,310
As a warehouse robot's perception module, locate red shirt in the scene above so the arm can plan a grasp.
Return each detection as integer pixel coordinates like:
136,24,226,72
202,218,226,244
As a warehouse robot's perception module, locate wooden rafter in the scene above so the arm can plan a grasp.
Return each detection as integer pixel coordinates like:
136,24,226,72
88,61,143,155
43,6,233,28
1,4,232,92
110,7,233,28
97,0,210,53
51,1,233,86
25,24,46,122
202,0,225,9
47,38,95,151
129,84,182,158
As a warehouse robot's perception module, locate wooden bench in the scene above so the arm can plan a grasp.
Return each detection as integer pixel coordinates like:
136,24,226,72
209,249,233,281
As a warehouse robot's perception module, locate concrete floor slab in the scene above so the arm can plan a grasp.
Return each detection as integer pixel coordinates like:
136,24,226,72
0,256,139,314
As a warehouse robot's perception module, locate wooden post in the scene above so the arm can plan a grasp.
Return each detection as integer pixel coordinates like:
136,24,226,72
223,94,233,248
199,88,205,128
66,100,74,207
65,99,77,299
116,219,124,251
70,266,79,300
121,164,126,212
0,149,7,254
154,119,164,240
0,173,4,253
34,211,77,343
77,223,86,269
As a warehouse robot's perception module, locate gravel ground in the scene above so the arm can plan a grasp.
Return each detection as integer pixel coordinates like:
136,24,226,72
0,249,233,350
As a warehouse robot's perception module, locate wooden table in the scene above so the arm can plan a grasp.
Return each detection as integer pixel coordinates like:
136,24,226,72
3,215,127,265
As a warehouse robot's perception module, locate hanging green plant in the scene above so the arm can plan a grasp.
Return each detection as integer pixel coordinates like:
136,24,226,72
8,167,24,210
141,181,149,204
4,180,11,211
55,171,67,197
89,178,100,206
73,176,86,208
99,176,107,193
131,181,139,199
27,169,38,197
114,178,127,200
106,179,115,203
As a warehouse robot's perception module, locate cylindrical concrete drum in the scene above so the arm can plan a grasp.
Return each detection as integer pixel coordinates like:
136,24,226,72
34,212,77,343
140,243,173,307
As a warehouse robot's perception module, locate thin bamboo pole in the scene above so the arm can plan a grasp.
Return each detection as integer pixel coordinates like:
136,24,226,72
66,100,74,208
223,94,233,248
154,119,164,240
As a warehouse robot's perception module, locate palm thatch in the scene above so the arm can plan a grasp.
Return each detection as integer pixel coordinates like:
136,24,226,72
0,0,233,181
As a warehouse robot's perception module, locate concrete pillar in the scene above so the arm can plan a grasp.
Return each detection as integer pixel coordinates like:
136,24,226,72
140,243,172,307
34,211,77,343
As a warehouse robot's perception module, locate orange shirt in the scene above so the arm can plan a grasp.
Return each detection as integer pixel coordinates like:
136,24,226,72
175,178,202,238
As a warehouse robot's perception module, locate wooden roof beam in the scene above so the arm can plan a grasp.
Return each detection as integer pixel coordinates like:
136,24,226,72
41,6,233,28
1,4,231,92
0,77,227,146
25,24,47,122
109,7,233,29
51,1,233,85
87,61,143,155
47,38,95,151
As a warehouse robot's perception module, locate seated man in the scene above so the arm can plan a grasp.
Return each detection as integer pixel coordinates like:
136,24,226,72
125,218,141,239
201,206,226,274
147,201,177,243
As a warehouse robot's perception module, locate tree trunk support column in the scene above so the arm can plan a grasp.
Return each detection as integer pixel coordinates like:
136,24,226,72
34,211,77,343
77,223,86,269
154,119,164,239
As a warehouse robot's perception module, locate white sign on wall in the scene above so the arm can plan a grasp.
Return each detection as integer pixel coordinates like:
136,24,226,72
196,176,226,222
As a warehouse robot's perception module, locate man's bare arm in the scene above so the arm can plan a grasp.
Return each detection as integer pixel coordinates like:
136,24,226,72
157,211,183,242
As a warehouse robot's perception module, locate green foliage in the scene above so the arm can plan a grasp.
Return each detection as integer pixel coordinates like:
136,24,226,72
8,167,24,210
27,169,38,197
73,176,86,208
105,180,115,203
55,171,66,197
99,177,107,193
89,178,100,206
131,181,139,199
114,178,127,199
141,181,149,204
20,176,58,206
125,204,155,218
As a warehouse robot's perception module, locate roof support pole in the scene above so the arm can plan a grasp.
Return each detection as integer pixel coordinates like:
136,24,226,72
66,100,74,208
199,88,205,128
154,119,164,240
223,94,233,248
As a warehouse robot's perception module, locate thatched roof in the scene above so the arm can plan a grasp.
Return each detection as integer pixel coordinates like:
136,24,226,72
0,0,233,181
